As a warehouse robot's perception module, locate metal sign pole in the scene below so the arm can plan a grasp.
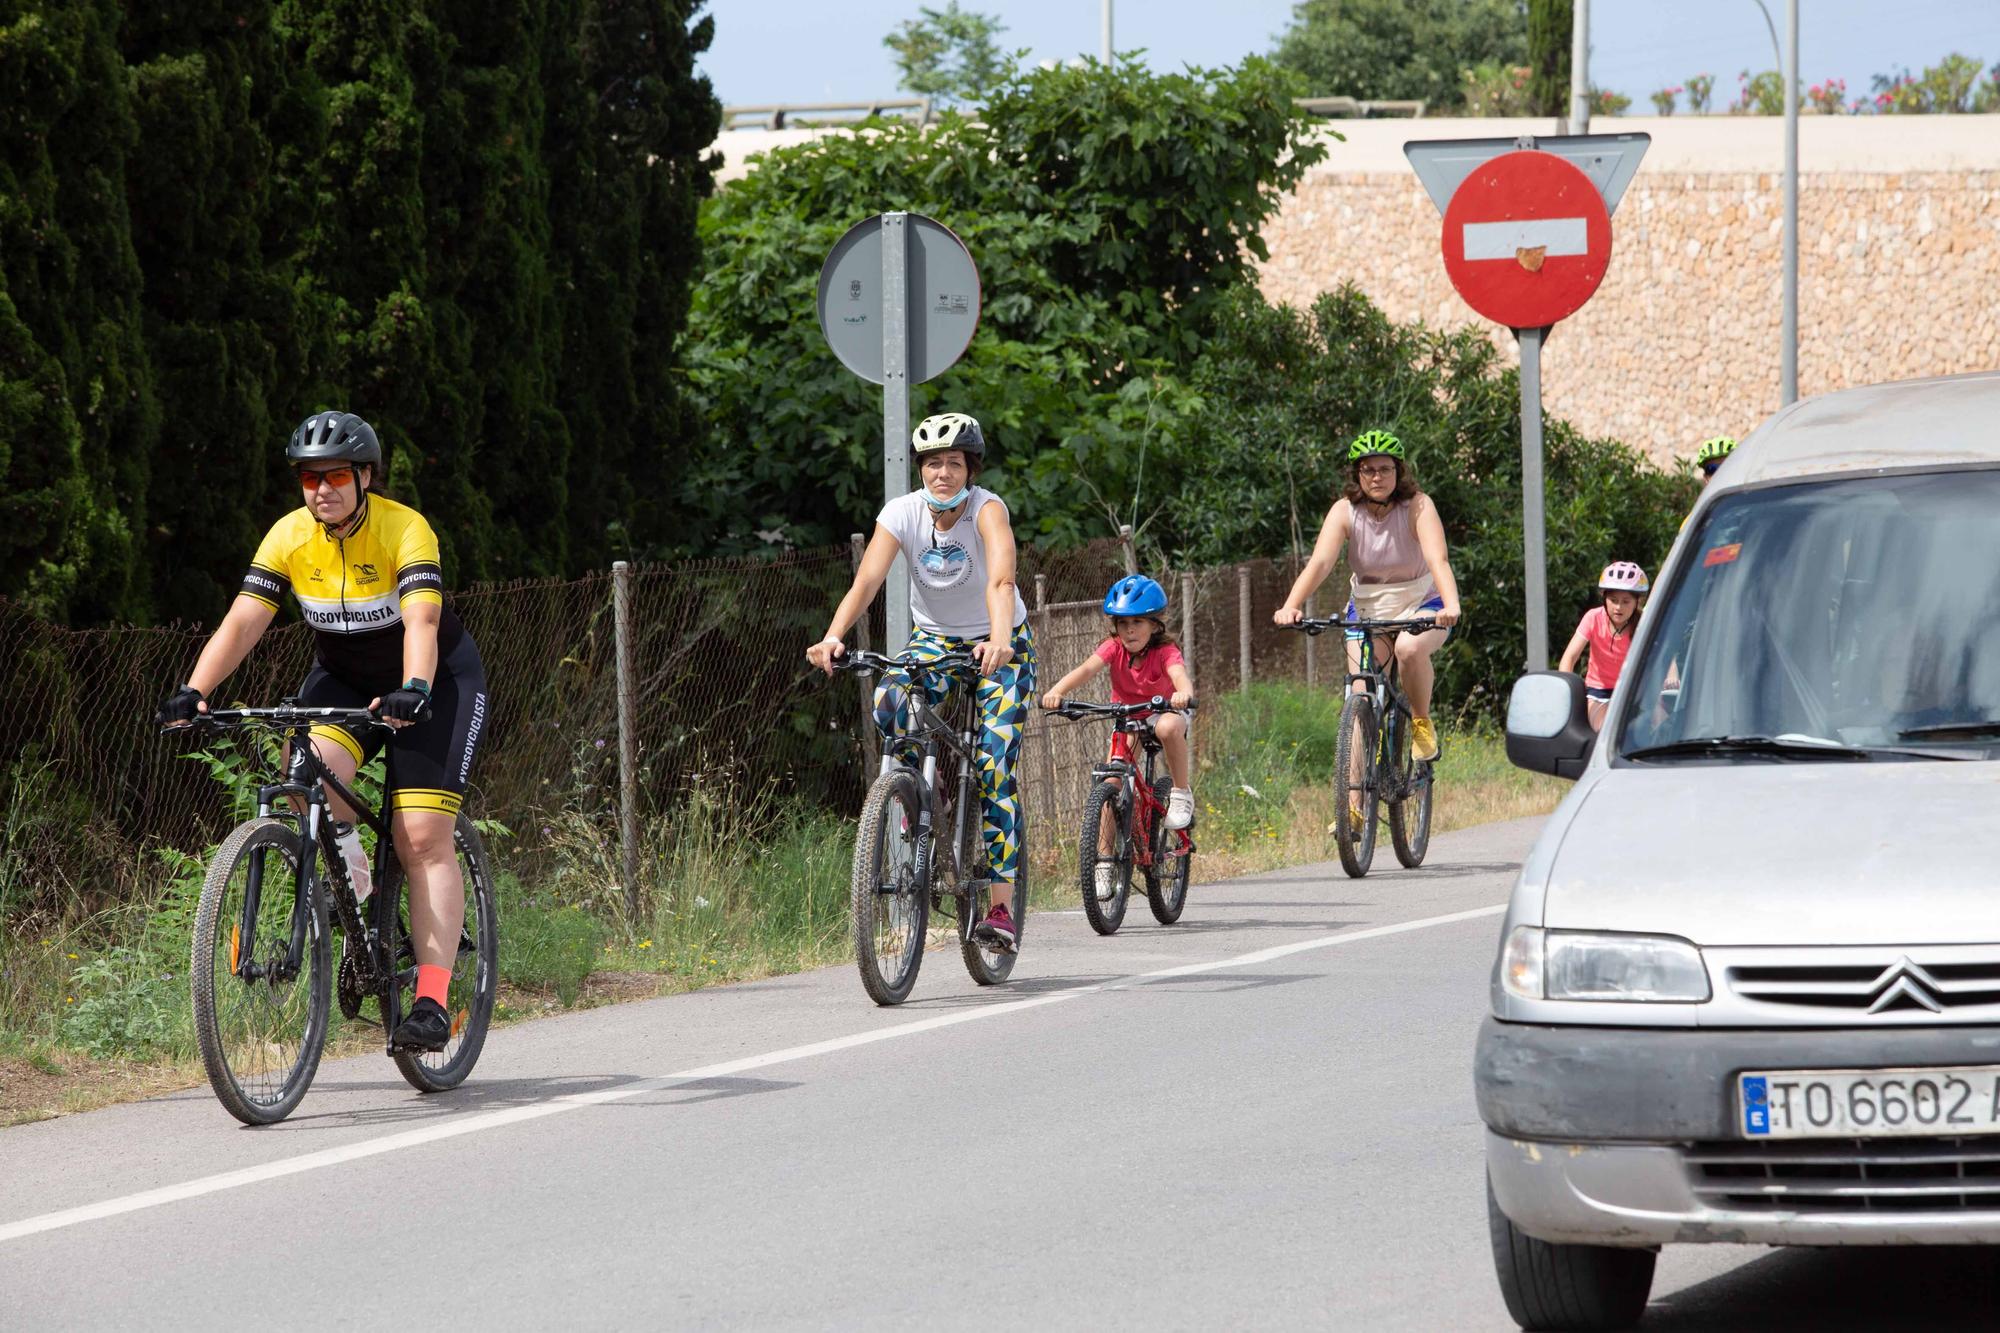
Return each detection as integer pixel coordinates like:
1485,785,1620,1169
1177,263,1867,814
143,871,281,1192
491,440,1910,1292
1518,325,1549,672
881,212,911,650
1781,0,1799,406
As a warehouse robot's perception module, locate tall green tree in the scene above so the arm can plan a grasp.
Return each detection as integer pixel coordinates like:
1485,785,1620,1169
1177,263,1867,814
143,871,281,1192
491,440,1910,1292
884,2,1009,108
0,0,157,623
1526,0,1572,116
1273,0,1526,110
121,0,316,623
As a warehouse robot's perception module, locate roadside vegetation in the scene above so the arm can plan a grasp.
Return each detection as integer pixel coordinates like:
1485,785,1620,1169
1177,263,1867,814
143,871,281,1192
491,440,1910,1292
0,682,1561,1125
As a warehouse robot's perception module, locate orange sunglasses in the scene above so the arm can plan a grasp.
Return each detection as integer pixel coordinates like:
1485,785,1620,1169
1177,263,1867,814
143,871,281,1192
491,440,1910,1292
299,466,356,490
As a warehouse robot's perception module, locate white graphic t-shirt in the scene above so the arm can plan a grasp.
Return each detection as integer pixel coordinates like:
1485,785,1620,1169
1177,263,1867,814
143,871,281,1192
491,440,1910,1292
876,487,1029,639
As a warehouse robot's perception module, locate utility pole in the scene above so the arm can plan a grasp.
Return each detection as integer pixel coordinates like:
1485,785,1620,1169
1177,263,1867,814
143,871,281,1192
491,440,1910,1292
1101,0,1112,62
1781,0,1799,405
1568,0,1591,134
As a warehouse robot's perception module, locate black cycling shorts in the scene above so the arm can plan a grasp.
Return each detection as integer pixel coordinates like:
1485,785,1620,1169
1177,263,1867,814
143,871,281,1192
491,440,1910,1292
300,630,488,817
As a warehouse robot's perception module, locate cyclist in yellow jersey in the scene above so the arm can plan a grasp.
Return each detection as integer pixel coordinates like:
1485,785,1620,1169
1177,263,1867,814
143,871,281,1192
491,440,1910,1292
159,412,487,1051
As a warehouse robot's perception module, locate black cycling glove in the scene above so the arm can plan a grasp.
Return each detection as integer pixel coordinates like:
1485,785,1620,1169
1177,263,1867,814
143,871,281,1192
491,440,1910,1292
157,685,206,726
376,686,432,723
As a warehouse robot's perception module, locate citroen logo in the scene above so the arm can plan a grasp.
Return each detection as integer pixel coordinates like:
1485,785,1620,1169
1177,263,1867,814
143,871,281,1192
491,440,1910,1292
1866,958,1946,1014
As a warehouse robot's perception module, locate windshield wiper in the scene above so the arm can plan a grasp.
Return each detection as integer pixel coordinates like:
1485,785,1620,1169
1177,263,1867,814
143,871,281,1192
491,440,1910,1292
1898,720,2000,740
1624,735,1870,763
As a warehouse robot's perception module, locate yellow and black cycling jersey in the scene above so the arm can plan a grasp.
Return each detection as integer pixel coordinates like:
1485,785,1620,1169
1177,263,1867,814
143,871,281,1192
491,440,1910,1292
238,494,467,685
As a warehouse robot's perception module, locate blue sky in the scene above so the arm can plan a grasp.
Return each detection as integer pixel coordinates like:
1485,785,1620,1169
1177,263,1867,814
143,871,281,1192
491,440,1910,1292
700,0,2000,109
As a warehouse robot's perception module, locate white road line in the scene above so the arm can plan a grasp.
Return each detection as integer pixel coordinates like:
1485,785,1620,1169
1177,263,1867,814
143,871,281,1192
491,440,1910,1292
0,902,1505,1246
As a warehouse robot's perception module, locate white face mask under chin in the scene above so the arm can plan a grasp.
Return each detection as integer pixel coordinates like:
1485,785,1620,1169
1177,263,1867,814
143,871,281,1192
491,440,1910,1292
923,486,969,512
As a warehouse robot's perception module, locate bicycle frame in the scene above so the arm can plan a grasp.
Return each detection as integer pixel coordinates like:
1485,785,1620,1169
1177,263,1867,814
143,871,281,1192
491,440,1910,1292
1060,698,1196,866
1288,617,1439,802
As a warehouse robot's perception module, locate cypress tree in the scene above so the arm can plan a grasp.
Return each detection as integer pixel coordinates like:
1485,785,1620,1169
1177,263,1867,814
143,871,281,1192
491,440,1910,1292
0,0,156,622
1527,0,1573,118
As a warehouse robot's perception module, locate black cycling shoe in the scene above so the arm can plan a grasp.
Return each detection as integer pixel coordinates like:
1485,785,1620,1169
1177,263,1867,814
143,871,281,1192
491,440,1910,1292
390,997,452,1052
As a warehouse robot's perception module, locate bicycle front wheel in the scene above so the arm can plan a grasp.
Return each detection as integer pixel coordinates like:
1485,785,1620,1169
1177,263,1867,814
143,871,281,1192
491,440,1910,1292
1331,692,1380,878
391,813,501,1092
190,818,330,1125
852,768,929,1005
1389,714,1434,869
1079,780,1131,935
1145,777,1192,925
961,856,1023,986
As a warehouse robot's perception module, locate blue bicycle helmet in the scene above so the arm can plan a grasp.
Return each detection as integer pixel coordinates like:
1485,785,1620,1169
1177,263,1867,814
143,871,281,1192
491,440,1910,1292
1103,575,1169,618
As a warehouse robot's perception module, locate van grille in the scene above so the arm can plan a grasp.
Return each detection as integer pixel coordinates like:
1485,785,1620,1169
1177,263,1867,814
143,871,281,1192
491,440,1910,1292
1687,1138,2000,1212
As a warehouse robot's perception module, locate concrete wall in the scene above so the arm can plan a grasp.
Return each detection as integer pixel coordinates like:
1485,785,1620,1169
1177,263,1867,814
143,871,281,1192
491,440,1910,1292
1259,116,2000,466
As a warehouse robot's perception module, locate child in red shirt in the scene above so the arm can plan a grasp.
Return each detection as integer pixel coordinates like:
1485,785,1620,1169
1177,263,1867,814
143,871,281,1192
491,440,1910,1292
1558,561,1649,731
1042,576,1197,897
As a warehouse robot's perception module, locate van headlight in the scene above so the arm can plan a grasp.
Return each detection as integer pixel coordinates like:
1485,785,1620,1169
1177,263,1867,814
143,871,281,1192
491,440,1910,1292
1501,927,1710,1002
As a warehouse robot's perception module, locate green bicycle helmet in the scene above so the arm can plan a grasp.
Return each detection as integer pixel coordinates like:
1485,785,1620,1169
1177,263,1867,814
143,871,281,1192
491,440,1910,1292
1695,435,1737,468
1348,430,1406,463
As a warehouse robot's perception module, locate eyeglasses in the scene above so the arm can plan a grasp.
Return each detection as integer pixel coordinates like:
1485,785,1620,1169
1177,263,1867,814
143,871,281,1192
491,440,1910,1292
1357,463,1398,477
299,467,355,490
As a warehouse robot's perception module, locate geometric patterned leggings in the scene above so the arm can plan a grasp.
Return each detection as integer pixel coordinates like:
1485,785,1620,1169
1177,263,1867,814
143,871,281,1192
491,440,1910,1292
872,620,1037,885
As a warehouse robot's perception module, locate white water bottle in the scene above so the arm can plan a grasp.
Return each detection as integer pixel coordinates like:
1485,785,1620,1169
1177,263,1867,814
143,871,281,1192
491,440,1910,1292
333,821,373,903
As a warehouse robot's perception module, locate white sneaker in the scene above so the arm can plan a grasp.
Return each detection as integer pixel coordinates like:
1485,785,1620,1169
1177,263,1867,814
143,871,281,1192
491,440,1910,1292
1165,788,1195,830
1094,862,1117,901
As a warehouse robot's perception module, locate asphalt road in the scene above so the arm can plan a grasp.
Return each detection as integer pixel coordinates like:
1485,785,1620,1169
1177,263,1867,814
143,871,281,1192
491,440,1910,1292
6,814,2000,1329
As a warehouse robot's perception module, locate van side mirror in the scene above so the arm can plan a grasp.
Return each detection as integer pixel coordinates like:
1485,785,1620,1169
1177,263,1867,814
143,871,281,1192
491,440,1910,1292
1505,672,1596,779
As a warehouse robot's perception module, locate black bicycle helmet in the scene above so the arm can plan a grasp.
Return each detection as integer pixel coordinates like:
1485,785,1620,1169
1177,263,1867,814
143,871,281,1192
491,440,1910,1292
287,411,382,467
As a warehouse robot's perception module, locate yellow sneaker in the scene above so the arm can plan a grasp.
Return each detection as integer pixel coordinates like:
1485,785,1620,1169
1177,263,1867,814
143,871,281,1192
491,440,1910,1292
1411,717,1440,762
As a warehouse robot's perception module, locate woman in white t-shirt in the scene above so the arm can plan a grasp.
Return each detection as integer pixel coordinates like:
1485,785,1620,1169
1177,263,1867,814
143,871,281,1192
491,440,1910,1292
808,412,1037,948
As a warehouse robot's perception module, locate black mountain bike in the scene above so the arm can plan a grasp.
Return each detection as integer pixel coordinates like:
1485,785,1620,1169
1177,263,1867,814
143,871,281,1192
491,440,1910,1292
1053,698,1196,933
168,705,498,1124
834,650,1024,1005
1284,618,1438,878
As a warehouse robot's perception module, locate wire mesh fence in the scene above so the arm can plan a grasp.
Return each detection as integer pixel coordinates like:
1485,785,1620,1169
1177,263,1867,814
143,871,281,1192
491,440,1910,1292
0,539,1349,925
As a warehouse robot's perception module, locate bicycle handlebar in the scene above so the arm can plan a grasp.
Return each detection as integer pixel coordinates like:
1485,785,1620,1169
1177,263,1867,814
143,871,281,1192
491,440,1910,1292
159,705,392,737
1053,696,1197,722
1281,616,1438,638
831,648,980,678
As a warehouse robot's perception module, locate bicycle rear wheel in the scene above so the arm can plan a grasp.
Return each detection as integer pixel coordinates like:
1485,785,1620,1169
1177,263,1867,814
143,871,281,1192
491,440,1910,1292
190,818,330,1125
391,813,500,1092
1079,780,1131,935
1389,712,1434,868
1331,692,1380,878
852,768,929,1005
1145,776,1192,925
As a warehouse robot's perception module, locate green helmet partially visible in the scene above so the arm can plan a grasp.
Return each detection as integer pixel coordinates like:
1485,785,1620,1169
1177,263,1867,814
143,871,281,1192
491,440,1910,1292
1695,435,1737,467
1348,430,1405,463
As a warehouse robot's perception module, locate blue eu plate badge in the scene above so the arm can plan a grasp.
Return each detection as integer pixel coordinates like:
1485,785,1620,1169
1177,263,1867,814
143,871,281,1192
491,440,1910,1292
1741,1075,1771,1135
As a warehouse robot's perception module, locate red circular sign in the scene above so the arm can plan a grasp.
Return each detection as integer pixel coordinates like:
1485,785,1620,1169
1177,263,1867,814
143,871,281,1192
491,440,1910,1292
1441,151,1612,329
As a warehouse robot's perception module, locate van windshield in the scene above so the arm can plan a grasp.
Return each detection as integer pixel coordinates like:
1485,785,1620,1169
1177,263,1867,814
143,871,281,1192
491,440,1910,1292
1616,469,2000,760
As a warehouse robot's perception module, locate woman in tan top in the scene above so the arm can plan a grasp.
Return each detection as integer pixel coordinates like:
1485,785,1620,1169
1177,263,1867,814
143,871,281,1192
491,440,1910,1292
1275,431,1462,775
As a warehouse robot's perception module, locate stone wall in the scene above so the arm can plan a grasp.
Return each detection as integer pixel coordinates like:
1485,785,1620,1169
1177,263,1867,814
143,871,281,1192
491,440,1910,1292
1257,117,2000,466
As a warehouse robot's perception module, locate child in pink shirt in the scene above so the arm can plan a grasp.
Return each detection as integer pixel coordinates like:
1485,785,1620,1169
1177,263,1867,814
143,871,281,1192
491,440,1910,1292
1042,576,1197,896
1559,561,1649,730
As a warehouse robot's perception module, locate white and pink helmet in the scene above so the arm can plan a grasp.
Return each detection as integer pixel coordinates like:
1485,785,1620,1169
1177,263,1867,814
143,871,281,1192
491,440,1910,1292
1599,561,1650,595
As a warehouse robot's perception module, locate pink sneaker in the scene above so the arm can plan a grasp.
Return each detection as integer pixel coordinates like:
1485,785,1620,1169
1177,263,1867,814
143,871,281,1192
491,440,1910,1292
975,902,1017,949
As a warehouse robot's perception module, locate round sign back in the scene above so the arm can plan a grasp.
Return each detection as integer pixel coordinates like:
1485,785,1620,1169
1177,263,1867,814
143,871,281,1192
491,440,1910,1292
817,214,981,385
1440,150,1612,329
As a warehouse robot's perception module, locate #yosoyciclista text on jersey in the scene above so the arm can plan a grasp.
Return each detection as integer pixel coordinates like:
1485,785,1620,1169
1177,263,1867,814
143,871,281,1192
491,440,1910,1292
239,495,467,684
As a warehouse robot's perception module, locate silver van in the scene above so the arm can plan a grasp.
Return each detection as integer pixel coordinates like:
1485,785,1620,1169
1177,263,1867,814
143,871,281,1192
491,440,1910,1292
1482,370,2000,1330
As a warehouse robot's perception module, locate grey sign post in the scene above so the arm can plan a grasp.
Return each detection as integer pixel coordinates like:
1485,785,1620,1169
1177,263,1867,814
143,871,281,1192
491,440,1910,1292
1405,132,1649,672
818,213,982,652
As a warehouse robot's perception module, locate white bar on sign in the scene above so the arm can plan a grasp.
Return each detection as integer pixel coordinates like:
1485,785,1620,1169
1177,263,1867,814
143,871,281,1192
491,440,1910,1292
1462,218,1588,261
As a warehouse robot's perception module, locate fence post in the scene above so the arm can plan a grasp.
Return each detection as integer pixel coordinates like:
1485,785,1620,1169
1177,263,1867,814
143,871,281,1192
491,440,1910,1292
1304,590,1317,688
1237,563,1252,691
850,534,878,770
611,561,642,923
1181,573,1196,683
1032,574,1056,854
1118,524,1137,575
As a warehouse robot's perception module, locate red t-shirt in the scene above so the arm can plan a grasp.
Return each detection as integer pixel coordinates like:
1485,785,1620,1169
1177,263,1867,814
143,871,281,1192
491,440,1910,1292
1577,606,1634,691
1096,638,1186,704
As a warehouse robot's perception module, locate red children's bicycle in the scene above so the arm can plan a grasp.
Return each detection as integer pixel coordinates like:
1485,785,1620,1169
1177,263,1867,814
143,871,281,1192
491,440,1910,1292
1054,698,1197,934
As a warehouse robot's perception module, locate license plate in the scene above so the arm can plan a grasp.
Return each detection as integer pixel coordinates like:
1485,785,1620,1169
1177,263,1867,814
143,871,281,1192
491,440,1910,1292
1739,1065,2000,1139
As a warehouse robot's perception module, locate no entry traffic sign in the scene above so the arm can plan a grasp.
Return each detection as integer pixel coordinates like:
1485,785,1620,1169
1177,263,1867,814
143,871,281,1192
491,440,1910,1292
1441,150,1610,330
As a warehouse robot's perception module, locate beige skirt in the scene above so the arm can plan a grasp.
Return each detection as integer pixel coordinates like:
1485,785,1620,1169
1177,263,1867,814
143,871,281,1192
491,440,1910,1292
1348,573,1436,623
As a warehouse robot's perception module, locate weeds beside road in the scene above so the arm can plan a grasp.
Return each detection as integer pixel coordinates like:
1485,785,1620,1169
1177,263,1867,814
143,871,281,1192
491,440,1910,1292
0,683,1563,1125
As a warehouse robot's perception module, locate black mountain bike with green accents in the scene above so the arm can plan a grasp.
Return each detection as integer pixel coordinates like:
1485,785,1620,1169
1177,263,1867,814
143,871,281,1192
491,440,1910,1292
1284,617,1438,878
164,705,497,1125
833,650,1024,1005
